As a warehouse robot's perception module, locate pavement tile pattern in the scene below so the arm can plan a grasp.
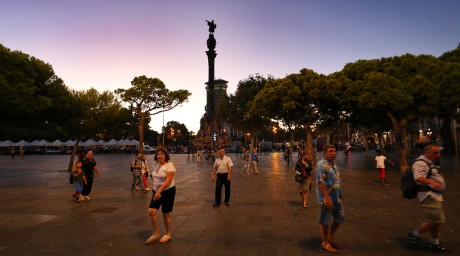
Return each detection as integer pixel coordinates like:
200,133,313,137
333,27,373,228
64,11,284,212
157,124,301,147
0,150,459,255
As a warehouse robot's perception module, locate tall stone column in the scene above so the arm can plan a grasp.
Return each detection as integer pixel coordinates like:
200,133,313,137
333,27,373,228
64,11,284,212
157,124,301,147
193,20,230,148
205,21,217,122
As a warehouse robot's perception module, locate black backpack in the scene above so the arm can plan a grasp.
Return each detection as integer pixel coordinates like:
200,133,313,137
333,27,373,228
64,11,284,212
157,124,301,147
401,159,432,199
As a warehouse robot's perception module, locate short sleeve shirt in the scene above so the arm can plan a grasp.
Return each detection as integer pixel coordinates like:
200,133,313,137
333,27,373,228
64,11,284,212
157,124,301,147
82,158,96,177
151,162,176,191
250,152,258,162
131,157,142,176
315,158,341,204
213,155,233,173
413,155,445,202
375,155,386,168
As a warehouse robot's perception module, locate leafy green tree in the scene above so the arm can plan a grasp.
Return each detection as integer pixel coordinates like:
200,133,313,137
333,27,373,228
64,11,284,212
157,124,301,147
251,69,343,164
218,74,272,148
63,88,133,172
341,54,442,171
0,44,73,140
437,46,460,154
64,88,131,140
116,76,190,153
164,121,189,146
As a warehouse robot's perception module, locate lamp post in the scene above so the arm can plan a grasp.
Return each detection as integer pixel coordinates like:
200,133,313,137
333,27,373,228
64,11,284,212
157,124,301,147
272,126,277,143
162,101,165,146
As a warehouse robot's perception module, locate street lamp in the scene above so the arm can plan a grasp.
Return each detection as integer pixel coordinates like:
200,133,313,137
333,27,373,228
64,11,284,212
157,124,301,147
272,126,277,143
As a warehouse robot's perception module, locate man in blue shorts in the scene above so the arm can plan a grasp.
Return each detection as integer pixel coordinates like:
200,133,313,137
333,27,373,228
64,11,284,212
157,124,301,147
316,144,344,254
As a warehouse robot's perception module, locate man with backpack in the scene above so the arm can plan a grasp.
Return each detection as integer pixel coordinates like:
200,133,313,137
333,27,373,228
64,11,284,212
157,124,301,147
408,145,448,252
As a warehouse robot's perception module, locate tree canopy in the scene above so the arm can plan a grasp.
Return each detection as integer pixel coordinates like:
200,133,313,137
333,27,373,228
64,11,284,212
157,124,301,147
116,75,191,152
341,54,443,170
251,69,343,163
0,44,73,140
218,74,272,148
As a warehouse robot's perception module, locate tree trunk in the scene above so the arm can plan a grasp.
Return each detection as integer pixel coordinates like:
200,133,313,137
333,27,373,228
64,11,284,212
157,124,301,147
289,129,295,154
138,111,145,153
67,139,81,173
377,133,383,152
388,113,408,172
305,125,316,168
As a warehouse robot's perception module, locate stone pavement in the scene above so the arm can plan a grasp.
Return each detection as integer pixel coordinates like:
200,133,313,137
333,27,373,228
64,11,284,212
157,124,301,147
0,150,459,256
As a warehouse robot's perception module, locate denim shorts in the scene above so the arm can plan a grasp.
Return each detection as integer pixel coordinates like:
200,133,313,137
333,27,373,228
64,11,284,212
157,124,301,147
319,201,345,226
74,182,83,193
422,195,446,224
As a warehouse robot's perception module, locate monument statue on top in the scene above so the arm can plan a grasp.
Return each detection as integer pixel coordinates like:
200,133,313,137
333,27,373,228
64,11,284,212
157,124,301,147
193,20,230,148
206,20,217,34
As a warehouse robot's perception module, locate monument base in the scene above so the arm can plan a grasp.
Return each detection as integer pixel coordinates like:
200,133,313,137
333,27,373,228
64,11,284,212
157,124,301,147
193,116,229,148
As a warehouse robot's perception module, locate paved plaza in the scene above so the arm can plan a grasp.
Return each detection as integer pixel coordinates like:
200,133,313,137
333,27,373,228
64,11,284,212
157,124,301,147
0,150,459,256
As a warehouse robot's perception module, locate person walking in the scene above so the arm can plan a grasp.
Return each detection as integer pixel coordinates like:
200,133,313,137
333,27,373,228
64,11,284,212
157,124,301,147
10,146,16,159
72,159,87,203
240,149,251,175
131,152,148,192
250,147,259,174
374,150,395,185
211,148,233,207
81,150,98,201
19,147,24,159
141,153,151,191
408,145,449,252
284,147,291,164
315,144,344,254
295,150,313,208
145,147,176,245
197,147,203,165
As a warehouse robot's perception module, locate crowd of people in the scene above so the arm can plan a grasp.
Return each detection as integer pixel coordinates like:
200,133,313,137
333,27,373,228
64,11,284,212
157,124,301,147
67,143,449,253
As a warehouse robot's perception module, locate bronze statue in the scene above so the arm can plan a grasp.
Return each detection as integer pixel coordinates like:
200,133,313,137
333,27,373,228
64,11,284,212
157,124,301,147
206,20,217,33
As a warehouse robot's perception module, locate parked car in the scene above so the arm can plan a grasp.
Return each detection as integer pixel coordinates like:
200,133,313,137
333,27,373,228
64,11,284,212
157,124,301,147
143,145,156,154
349,143,365,151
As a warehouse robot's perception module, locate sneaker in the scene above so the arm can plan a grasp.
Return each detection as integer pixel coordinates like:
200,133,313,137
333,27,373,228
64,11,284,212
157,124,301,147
144,188,151,191
79,196,87,201
380,182,389,186
428,243,449,252
408,233,419,245
84,196,91,201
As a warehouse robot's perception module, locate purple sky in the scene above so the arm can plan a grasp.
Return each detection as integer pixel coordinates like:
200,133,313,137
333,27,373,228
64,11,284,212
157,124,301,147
1,0,459,133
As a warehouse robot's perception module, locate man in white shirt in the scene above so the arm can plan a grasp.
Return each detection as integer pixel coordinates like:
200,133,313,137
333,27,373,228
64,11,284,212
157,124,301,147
211,148,233,207
408,145,448,252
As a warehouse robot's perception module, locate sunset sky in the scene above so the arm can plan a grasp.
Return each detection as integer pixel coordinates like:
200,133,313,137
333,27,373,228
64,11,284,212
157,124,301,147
1,0,459,133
